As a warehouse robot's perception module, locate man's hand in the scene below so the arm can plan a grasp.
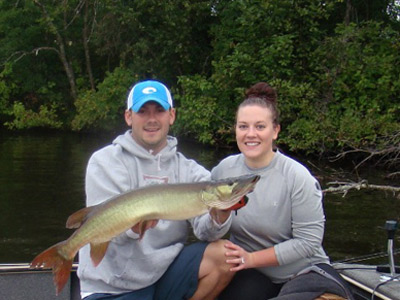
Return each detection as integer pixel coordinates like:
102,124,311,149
209,208,231,225
131,220,158,238
210,195,249,224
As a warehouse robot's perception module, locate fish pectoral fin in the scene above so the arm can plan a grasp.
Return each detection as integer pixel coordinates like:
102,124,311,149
138,220,151,240
90,241,110,267
66,206,95,229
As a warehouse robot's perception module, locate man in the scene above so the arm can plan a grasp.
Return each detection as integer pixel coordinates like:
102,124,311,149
77,80,233,300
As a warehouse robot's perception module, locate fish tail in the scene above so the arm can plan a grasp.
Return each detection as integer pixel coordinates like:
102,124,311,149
30,241,73,295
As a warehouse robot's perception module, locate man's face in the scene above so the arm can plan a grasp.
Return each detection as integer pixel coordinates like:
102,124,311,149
125,102,176,154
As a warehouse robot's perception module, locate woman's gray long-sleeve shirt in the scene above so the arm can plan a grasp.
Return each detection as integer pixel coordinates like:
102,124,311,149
211,150,330,283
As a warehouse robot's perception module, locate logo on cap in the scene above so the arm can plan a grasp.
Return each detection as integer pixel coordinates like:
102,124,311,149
142,87,157,94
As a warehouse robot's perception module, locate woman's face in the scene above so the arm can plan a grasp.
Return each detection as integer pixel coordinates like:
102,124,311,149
235,104,280,168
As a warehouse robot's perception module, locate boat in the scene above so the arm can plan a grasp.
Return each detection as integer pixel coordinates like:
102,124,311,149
1,219,398,300
333,262,400,300
333,220,400,300
1,261,399,300
0,263,80,300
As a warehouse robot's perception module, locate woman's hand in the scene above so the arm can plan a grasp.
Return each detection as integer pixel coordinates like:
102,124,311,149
224,241,253,272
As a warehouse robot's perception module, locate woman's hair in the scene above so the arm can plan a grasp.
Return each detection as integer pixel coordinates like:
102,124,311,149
237,82,280,126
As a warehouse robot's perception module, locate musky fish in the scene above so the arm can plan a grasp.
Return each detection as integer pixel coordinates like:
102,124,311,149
30,174,260,294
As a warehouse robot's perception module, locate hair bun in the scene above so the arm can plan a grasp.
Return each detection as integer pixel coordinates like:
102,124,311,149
245,82,277,104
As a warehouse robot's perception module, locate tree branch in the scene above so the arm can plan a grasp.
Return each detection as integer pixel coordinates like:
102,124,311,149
329,130,400,170
323,180,400,198
386,171,400,179
4,47,59,65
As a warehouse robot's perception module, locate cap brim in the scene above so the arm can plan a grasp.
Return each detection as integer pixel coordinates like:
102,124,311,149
131,97,170,112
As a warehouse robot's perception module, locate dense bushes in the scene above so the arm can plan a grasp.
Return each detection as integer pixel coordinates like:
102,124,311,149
0,0,399,164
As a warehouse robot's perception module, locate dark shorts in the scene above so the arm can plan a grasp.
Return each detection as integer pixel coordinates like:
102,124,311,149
154,242,208,300
84,242,208,300
219,263,354,300
218,268,282,300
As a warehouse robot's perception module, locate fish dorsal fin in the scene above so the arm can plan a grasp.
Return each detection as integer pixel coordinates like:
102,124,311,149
90,241,110,267
66,206,95,229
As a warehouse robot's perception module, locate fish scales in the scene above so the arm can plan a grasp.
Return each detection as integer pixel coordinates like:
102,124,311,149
69,185,207,249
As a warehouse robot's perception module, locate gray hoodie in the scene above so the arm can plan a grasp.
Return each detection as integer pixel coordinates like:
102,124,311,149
78,130,231,297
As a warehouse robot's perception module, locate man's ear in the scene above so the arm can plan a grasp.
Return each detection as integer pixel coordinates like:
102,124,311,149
125,109,132,126
169,108,176,125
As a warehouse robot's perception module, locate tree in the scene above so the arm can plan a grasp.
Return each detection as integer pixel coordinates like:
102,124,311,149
175,0,339,144
72,67,136,131
1,0,216,129
82,0,97,91
174,0,400,171
1,0,399,172
0,0,66,126
71,0,217,131
310,22,400,167
32,0,78,100
90,0,215,85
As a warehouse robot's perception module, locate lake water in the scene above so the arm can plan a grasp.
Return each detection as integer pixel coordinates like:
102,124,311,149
0,130,398,266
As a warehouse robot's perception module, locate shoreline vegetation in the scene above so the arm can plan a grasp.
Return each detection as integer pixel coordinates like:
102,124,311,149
1,2,399,191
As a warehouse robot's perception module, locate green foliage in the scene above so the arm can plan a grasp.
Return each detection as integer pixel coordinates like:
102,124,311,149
0,63,15,117
0,0,399,164
210,0,335,85
309,22,400,152
177,0,338,146
72,67,136,131
4,101,62,130
265,21,400,154
176,2,400,159
92,0,214,83
173,75,237,145
0,0,71,125
268,79,327,152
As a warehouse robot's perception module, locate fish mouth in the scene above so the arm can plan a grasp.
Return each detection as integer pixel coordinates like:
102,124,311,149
248,174,260,191
235,174,260,193
224,174,260,207
222,174,260,197
204,174,261,209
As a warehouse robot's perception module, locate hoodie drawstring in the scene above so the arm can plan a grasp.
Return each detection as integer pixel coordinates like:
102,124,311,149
148,149,162,171
156,154,161,171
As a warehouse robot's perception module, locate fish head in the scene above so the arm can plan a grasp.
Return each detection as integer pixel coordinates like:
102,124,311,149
202,174,260,209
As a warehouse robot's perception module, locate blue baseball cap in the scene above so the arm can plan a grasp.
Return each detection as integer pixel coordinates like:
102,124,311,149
127,80,173,112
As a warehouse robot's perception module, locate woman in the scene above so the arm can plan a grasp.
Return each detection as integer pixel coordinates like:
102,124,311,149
211,82,354,300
